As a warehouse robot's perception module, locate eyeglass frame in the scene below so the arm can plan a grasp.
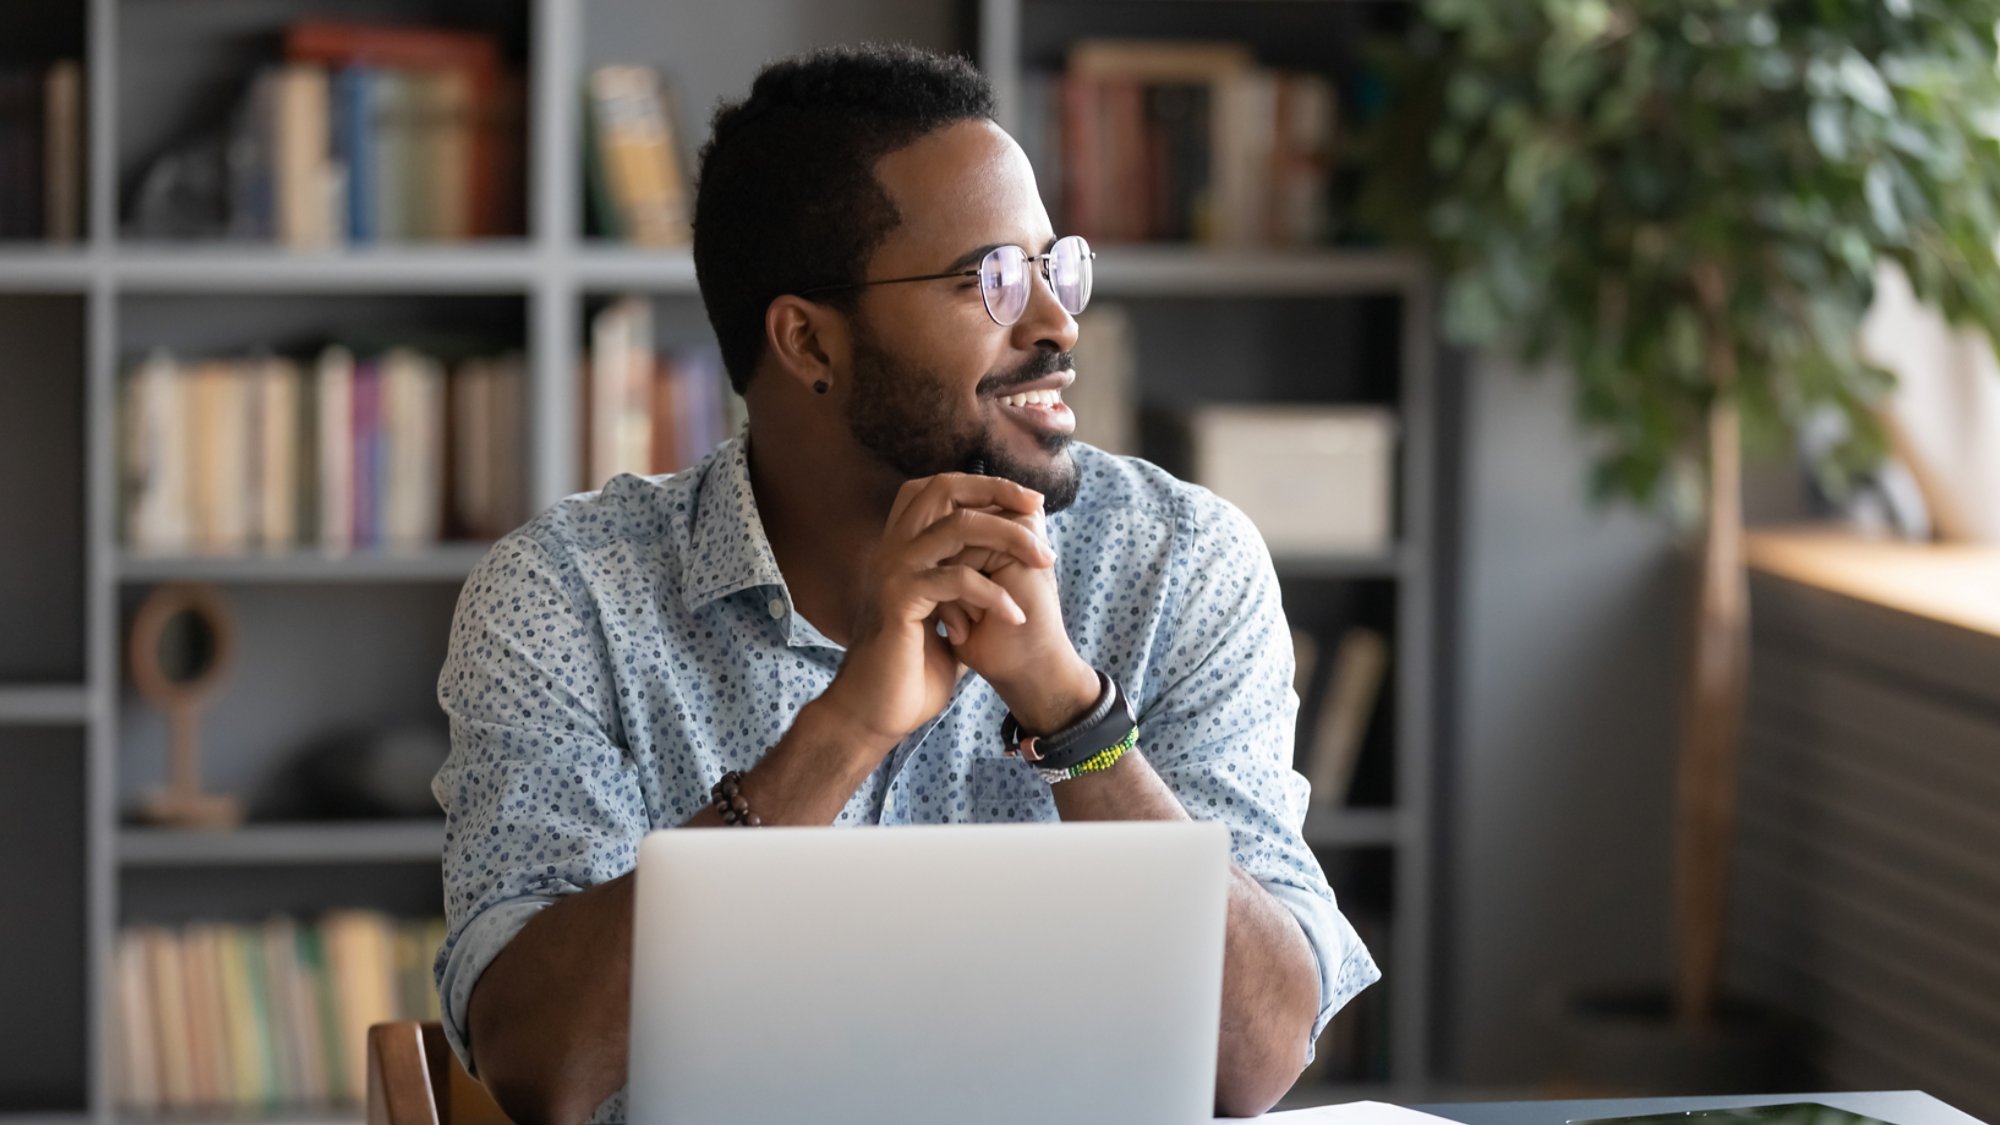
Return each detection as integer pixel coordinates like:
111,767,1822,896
795,237,1097,326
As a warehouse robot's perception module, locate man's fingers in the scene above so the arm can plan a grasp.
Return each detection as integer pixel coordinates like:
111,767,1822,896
934,603,977,645
904,508,1051,571
889,473,1043,540
911,566,1026,627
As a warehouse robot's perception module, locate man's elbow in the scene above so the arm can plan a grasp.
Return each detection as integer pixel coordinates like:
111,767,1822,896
468,1023,600,1125
1212,1034,1309,1118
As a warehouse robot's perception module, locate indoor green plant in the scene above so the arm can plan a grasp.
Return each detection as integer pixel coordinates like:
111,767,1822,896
1364,0,2000,1054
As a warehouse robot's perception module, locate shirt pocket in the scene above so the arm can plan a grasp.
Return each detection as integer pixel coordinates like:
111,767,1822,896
967,756,1058,823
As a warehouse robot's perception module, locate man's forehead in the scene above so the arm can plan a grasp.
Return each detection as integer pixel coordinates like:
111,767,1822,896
871,119,1048,266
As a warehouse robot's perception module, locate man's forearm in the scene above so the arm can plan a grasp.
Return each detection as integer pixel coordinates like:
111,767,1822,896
464,696,892,1125
1053,753,1320,1117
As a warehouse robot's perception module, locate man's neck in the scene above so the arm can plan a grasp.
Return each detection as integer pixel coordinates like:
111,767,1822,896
744,418,901,648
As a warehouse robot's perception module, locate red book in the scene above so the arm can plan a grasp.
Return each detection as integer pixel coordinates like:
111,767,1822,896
284,21,510,238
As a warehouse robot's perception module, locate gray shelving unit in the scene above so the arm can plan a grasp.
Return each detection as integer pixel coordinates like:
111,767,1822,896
0,0,1441,1118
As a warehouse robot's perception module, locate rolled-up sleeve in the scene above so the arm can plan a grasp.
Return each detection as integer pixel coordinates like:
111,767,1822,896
431,532,650,1076
1136,496,1382,1055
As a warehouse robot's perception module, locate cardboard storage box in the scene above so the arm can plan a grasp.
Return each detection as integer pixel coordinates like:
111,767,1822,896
1186,405,1397,554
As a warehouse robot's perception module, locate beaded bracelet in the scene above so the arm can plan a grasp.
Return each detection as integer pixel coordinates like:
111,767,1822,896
710,770,763,827
1036,726,1138,785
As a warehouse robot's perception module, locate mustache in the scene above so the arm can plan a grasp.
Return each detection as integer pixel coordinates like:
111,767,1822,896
976,350,1074,397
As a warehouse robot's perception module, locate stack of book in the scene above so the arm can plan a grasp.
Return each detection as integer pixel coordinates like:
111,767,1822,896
584,297,741,488
1292,626,1391,810
210,21,524,246
120,344,528,556
112,912,446,1113
1017,39,1338,246
584,65,692,246
0,60,82,241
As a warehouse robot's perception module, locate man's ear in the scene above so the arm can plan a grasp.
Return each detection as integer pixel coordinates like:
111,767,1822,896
763,296,851,396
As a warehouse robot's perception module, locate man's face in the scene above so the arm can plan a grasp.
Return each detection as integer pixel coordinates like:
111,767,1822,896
838,120,1083,512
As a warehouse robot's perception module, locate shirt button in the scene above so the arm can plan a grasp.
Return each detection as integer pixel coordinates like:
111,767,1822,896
767,597,786,619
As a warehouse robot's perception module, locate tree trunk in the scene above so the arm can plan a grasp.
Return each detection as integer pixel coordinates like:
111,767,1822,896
1673,393,1749,1026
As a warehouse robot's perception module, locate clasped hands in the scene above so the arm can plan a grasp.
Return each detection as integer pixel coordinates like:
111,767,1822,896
820,472,1102,749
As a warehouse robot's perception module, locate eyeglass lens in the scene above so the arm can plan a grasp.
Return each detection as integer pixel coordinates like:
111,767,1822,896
978,236,1093,326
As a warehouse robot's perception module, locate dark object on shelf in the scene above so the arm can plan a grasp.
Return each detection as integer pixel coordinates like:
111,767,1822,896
259,724,450,820
127,126,232,239
129,583,243,829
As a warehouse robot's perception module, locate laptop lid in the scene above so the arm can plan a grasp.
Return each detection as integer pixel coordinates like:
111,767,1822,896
627,821,1230,1125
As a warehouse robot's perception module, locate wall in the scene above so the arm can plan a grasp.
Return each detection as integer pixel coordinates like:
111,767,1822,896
1443,354,1689,1084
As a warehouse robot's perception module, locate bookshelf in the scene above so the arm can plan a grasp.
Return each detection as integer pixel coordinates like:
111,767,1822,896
0,0,1442,1117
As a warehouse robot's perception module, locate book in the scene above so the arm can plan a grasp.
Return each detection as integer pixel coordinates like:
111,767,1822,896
1305,627,1389,807
146,926,194,1110
113,930,159,1112
276,64,335,247
588,297,654,486
284,19,510,238
586,66,692,246
1048,41,1337,247
43,60,81,242
113,915,448,1112
316,346,356,552
331,67,375,243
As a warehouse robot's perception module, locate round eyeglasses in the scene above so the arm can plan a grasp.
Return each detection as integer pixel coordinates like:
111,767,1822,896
798,235,1096,327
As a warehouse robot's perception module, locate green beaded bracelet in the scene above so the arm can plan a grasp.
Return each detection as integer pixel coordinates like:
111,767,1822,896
1036,726,1138,785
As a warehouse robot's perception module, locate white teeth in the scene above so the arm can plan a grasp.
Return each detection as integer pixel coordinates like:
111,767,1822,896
1000,388,1063,408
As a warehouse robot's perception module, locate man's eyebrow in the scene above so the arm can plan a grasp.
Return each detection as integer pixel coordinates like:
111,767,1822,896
943,236,1061,272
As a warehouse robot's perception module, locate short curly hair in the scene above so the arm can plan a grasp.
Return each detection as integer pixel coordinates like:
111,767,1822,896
692,43,997,393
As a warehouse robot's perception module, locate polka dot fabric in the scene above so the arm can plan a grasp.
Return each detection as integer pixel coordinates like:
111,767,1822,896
431,437,1381,1120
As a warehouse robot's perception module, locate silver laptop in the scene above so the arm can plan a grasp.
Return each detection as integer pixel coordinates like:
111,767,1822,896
627,821,1230,1125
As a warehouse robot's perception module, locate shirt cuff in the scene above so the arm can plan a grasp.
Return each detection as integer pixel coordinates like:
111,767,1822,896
437,895,562,1078
1259,879,1383,1062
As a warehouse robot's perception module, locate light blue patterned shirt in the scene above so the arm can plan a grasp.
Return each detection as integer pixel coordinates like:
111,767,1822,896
432,436,1380,1120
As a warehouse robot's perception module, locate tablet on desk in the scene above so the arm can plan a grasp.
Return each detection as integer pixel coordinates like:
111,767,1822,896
1571,1105,1895,1125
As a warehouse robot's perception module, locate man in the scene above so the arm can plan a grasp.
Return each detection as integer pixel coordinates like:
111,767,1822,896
433,43,1379,1125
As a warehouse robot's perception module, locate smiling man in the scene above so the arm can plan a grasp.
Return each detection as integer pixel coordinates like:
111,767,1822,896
431,44,1379,1125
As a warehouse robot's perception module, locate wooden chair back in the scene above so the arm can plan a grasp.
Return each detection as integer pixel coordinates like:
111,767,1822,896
366,1020,512,1125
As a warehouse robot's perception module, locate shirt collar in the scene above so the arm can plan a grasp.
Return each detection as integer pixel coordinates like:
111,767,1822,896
681,435,790,614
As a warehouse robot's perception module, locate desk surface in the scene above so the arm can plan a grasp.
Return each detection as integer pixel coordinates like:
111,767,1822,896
1415,1091,1983,1125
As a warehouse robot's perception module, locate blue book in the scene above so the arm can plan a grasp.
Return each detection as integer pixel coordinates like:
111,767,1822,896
332,67,376,243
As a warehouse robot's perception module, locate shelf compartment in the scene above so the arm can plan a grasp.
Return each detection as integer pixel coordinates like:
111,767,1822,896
119,819,444,867
0,295,86,684
114,0,533,246
0,727,88,1111
117,584,458,821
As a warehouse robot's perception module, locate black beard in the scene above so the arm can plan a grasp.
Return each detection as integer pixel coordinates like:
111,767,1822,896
844,326,1081,513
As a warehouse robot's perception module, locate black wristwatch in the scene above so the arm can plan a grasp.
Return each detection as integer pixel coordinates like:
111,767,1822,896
1000,668,1137,775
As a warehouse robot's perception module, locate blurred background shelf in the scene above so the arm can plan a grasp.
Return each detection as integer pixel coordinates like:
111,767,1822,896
0,249,93,291
1091,246,1423,298
118,820,445,867
117,545,494,584
572,245,701,292
1274,547,1411,581
109,245,542,293
0,686,93,725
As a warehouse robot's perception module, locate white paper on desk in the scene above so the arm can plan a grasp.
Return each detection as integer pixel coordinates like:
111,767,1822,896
1238,1101,1464,1125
